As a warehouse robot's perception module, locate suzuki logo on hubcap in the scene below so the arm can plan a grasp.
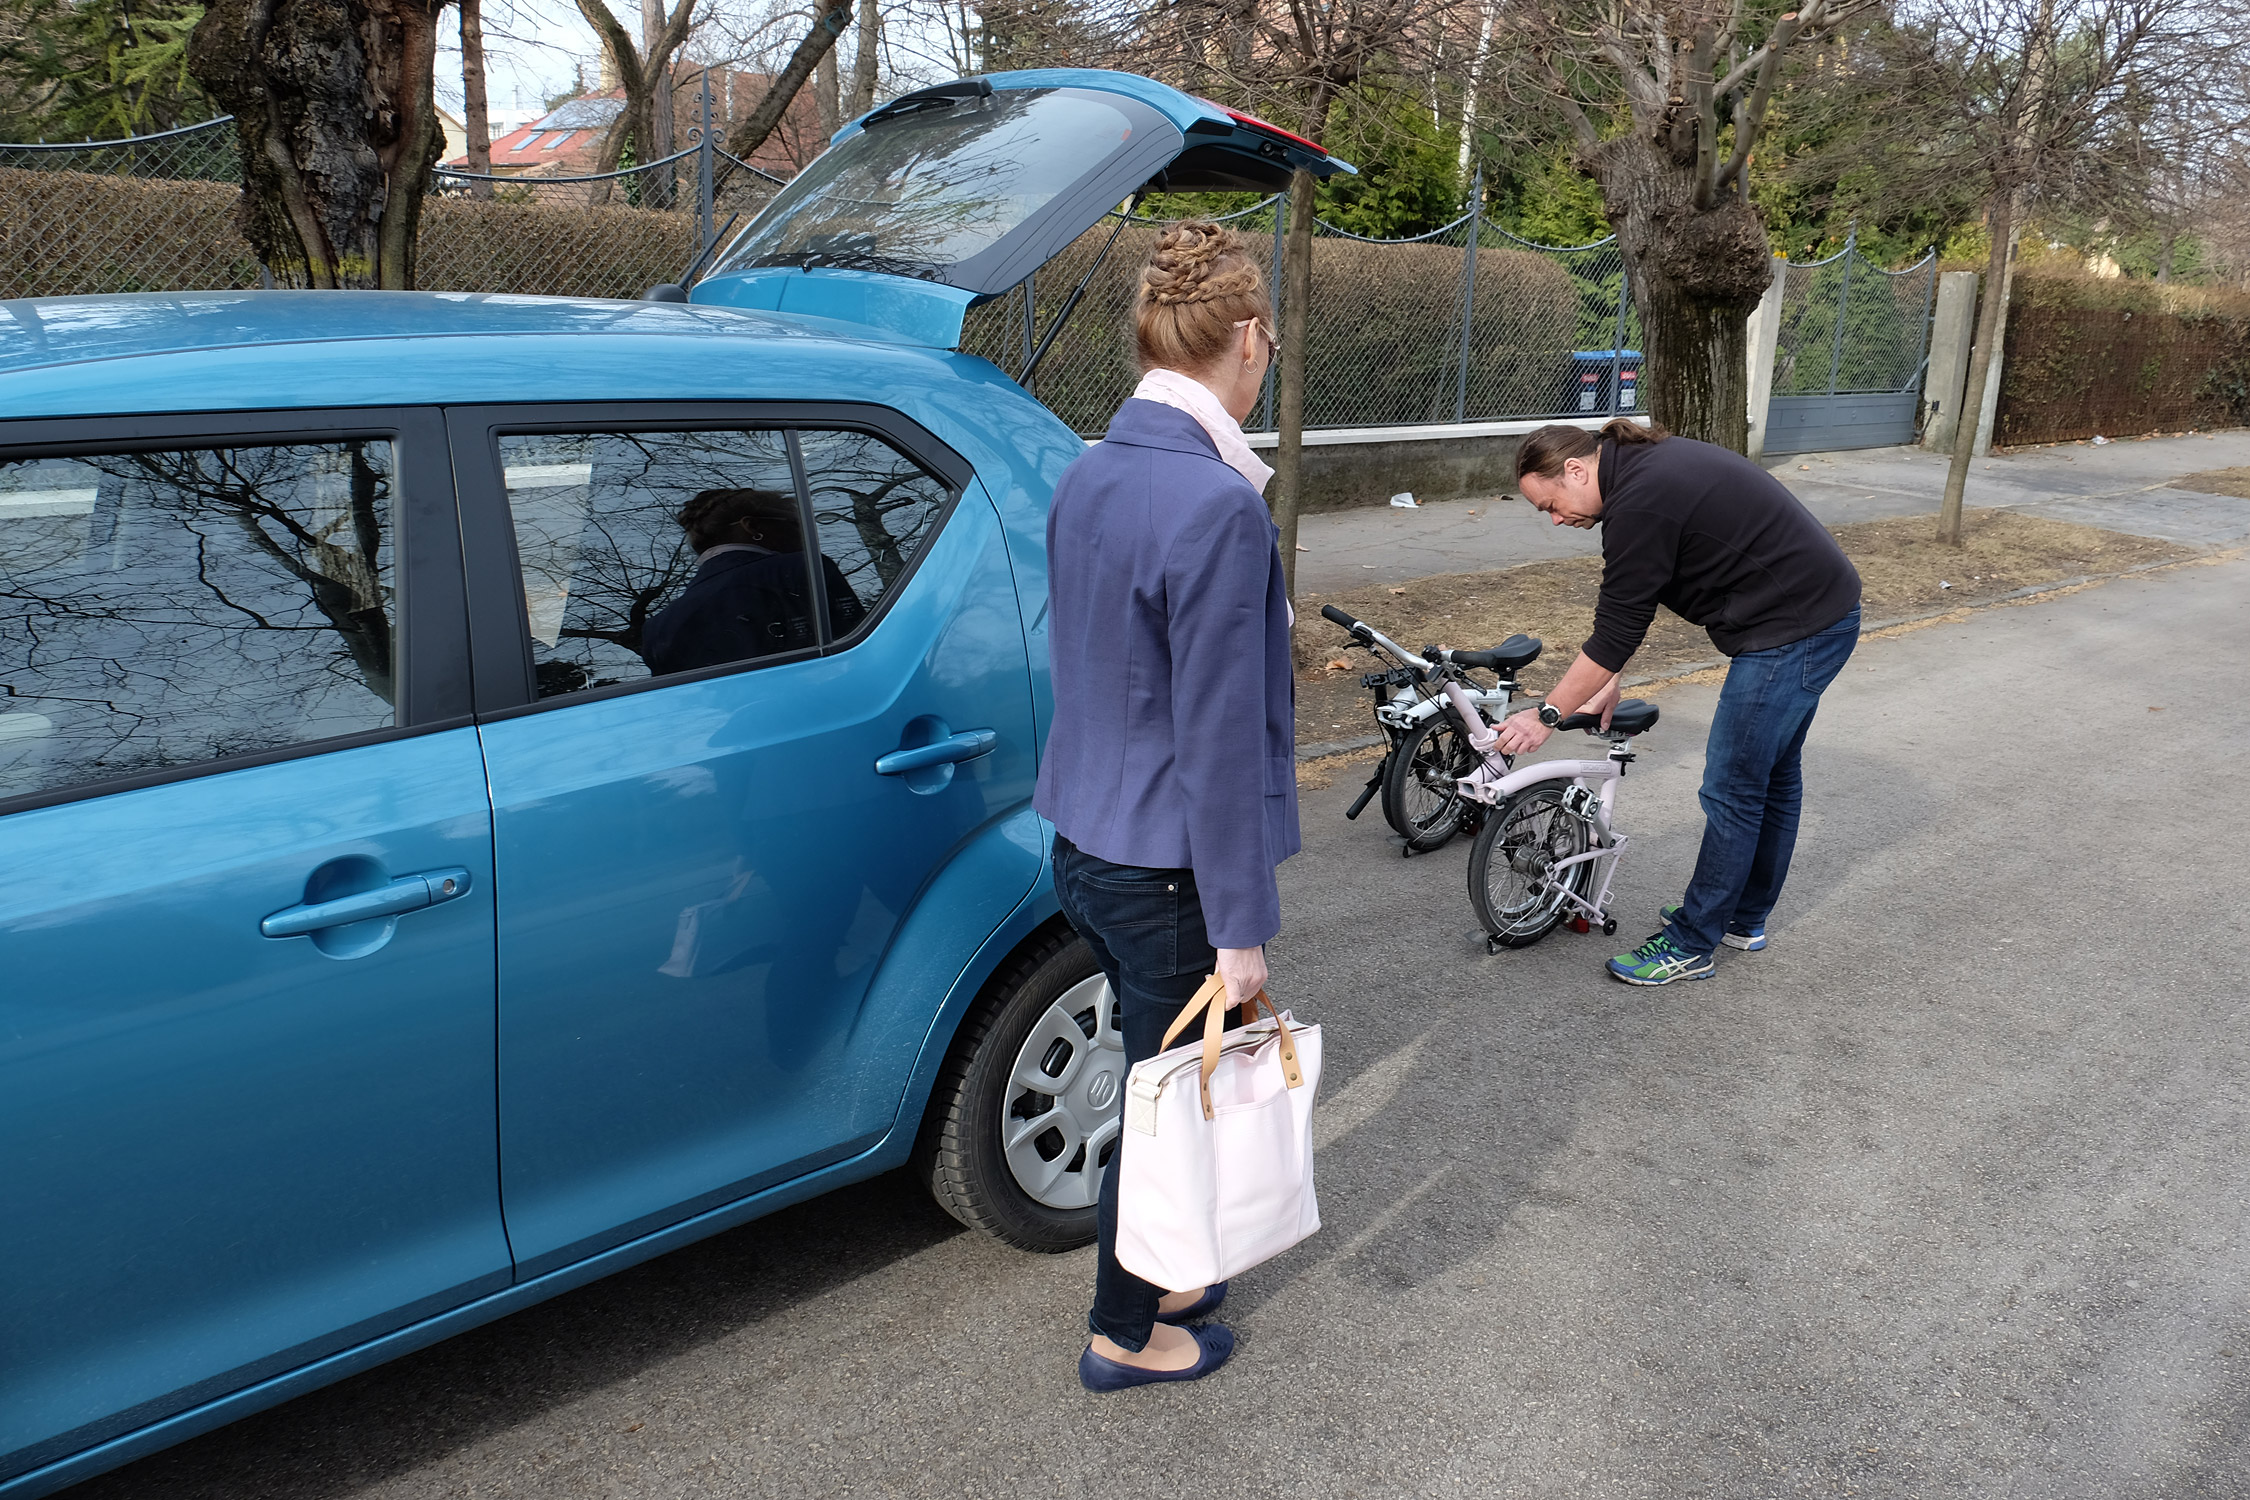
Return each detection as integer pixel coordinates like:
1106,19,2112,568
1086,1070,1118,1110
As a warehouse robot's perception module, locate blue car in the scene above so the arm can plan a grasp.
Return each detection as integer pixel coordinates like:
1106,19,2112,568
0,70,1348,1496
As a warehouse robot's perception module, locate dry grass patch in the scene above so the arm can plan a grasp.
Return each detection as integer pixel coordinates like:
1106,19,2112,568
1294,507,2195,744
2172,466,2250,500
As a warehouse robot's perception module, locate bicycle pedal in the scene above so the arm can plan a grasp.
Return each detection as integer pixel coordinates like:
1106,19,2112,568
1568,917,1591,934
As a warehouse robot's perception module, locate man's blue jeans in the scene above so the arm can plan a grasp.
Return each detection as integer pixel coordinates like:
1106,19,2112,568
1663,607,1860,958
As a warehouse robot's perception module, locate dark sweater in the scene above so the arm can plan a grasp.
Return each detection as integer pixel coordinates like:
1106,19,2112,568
641,548,866,676
1582,436,1861,671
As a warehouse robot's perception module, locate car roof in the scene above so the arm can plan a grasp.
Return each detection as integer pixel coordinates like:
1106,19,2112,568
0,290,867,376
0,290,1008,423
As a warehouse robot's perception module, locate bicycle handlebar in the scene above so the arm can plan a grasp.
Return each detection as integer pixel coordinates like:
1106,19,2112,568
1319,604,1428,678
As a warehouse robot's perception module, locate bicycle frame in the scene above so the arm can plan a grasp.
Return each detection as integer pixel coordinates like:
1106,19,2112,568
1441,679,1640,926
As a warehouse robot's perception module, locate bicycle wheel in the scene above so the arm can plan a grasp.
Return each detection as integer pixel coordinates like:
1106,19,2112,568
1468,783,1594,948
1382,714,1477,852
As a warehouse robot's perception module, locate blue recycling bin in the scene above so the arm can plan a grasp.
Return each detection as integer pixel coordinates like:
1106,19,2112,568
1564,349,1642,415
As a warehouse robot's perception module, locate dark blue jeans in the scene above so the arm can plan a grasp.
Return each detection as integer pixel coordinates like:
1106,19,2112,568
1663,607,1860,958
1051,834,1231,1352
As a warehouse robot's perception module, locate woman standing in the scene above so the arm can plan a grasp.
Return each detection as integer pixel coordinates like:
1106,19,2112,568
1034,222,1299,1390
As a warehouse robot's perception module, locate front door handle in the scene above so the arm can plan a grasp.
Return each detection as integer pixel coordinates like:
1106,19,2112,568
874,728,997,777
261,867,473,938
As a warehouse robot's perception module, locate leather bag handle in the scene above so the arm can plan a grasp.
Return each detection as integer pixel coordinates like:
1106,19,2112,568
1157,973,1306,1120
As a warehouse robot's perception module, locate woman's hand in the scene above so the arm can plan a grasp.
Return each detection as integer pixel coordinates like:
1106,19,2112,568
1216,945,1268,1011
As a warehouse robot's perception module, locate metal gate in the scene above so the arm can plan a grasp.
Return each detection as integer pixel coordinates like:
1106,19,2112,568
1765,237,1938,454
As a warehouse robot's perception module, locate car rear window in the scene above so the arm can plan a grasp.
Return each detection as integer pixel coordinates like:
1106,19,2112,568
711,88,1136,281
498,426,952,701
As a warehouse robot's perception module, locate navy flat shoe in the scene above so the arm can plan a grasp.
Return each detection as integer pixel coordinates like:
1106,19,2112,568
1156,1281,1228,1323
1078,1323,1236,1391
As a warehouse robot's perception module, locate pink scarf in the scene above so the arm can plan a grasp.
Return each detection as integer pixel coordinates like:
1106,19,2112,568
1132,368,1274,496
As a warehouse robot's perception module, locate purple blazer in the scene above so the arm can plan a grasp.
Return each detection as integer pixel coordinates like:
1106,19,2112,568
1033,398,1300,949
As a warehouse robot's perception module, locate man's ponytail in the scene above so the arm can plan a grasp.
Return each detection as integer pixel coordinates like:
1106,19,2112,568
1601,416,1666,444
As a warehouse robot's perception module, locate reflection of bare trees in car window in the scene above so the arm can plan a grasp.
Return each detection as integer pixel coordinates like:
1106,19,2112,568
502,430,797,699
796,430,951,621
502,427,952,702
0,442,396,801
712,90,1135,280
641,487,867,676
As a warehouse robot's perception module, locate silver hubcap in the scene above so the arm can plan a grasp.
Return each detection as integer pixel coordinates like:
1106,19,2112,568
1002,974,1124,1210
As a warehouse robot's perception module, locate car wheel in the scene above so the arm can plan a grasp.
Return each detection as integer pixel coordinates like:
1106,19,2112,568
915,927,1119,1251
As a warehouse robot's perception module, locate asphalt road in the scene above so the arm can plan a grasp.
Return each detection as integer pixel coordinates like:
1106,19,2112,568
1295,430,2250,591
75,551,2250,1499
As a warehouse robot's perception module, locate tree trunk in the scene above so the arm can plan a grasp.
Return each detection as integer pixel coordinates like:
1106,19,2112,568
1592,135,1769,451
849,0,878,116
725,0,850,160
1938,191,2020,545
816,38,840,138
461,0,493,199
190,0,447,290
1272,169,1315,601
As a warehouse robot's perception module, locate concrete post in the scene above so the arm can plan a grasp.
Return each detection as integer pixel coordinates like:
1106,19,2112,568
1920,270,1977,452
1744,253,1787,461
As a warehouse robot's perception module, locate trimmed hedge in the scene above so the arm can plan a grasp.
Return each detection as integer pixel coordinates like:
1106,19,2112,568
0,167,260,298
0,167,694,300
1998,273,2250,444
962,223,1578,433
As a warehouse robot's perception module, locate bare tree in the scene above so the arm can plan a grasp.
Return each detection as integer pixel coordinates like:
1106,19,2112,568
1890,0,2248,541
189,0,451,288
576,0,698,189
461,0,495,198
724,0,851,158
1486,0,1871,450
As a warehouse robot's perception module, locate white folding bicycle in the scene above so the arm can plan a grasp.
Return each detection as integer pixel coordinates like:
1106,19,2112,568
1437,675,1662,954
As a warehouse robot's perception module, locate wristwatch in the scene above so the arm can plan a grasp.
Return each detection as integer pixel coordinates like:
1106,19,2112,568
1536,701,1563,728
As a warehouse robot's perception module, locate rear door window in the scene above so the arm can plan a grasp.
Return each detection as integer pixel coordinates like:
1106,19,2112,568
0,440,396,802
496,424,955,702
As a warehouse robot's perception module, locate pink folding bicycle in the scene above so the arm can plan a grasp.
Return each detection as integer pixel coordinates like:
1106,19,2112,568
1445,675,1660,952
1320,604,1660,954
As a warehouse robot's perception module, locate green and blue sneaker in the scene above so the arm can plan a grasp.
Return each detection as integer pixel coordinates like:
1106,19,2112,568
1659,902,1767,951
1607,931,1715,985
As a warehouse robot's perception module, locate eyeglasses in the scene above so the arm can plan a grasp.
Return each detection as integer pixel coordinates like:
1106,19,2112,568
1234,317,1282,354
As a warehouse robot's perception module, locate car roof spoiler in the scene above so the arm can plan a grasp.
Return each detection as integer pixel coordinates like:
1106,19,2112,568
689,69,1354,349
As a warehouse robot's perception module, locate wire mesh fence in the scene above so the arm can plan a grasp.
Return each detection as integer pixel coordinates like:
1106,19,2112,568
961,194,1642,435
8,120,1963,445
0,115,781,300
1773,240,1938,397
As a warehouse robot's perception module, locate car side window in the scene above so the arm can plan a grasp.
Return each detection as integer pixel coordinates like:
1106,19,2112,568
795,428,952,642
500,425,954,701
0,440,397,803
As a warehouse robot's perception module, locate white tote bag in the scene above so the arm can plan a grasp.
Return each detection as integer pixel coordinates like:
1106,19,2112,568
1115,975,1322,1291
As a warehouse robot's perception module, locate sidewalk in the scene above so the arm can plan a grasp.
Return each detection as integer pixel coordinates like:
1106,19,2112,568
1294,429,2250,592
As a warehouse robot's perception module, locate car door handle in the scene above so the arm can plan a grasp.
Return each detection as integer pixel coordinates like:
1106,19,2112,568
261,868,473,938
874,728,997,777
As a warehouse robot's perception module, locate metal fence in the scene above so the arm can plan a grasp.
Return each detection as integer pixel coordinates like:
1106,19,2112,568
1763,235,1938,454
0,103,781,300
961,184,1642,435
1773,236,1938,397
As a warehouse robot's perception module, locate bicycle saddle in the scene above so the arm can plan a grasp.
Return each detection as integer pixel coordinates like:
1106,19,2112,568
1447,633,1542,673
1554,698,1659,736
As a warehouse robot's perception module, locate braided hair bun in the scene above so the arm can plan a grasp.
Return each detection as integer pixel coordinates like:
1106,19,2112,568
1133,220,1273,372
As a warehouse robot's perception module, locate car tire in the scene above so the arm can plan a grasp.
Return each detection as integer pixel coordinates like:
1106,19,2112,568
914,926,1117,1252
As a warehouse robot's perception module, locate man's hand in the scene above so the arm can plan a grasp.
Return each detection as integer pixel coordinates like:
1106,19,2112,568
1216,945,1268,1012
1584,673,1624,729
1494,706,1552,756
